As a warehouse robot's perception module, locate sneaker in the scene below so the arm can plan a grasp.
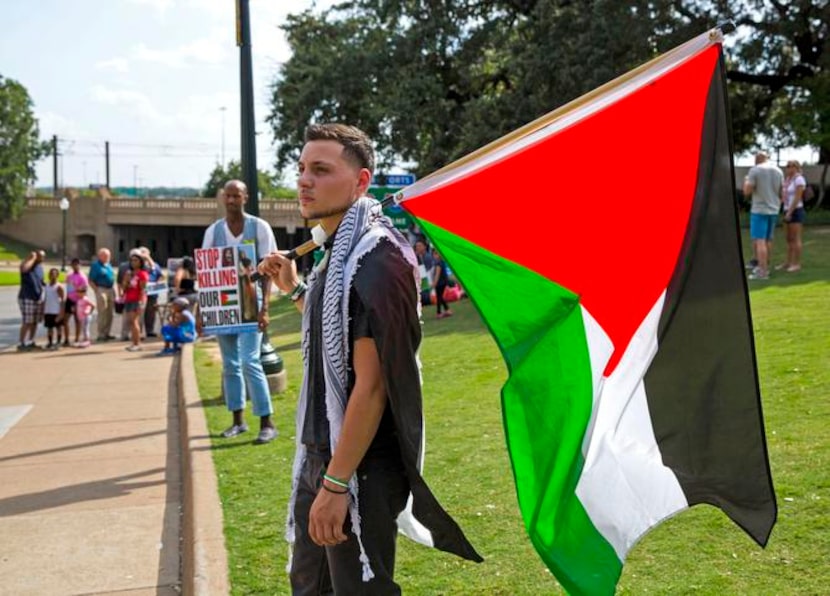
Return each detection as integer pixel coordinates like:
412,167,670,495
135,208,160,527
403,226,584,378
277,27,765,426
254,427,278,444
77,340,91,348
156,347,176,357
745,258,759,270
125,345,143,352
221,423,249,438
748,271,769,280
444,310,453,317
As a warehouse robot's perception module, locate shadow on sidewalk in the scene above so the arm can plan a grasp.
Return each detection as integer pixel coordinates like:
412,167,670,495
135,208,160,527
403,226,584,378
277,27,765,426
0,467,166,516
0,430,166,464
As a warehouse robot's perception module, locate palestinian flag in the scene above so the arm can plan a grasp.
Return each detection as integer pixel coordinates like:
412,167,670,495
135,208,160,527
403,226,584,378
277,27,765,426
396,28,776,595
220,290,238,306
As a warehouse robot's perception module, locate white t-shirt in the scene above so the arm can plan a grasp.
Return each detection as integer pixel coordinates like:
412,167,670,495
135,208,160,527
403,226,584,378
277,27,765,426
783,174,806,211
201,216,277,260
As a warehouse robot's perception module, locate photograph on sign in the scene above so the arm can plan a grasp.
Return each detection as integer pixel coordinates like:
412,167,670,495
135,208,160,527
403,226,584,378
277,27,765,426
194,243,258,336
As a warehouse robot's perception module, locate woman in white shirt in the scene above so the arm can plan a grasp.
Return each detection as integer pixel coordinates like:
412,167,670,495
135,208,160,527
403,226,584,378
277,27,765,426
779,160,807,272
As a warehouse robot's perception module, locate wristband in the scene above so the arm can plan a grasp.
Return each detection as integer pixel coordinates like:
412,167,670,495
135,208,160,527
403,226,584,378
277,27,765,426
323,473,349,489
322,483,348,495
290,281,308,302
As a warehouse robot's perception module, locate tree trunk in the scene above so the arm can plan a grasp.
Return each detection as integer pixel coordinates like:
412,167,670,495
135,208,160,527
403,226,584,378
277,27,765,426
813,162,828,210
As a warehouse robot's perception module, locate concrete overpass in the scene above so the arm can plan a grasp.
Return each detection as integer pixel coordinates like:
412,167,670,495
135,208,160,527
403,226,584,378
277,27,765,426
0,194,311,265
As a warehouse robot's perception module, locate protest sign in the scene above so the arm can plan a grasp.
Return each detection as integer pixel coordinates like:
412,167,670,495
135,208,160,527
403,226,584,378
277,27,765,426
195,244,259,335
146,281,168,296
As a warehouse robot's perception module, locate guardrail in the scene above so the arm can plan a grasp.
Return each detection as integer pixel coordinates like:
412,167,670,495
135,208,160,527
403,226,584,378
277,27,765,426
26,196,304,228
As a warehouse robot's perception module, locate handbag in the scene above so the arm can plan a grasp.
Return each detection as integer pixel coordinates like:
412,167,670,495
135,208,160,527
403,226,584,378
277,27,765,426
114,297,125,314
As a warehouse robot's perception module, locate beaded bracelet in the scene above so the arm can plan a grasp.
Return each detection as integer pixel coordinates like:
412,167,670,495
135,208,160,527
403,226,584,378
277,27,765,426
323,473,349,489
322,483,348,495
290,281,308,302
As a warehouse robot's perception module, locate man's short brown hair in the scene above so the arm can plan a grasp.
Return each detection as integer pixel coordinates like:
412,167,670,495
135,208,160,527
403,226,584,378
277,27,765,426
304,123,375,173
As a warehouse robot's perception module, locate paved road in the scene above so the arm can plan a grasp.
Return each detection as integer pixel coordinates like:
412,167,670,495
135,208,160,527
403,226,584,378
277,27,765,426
0,286,21,350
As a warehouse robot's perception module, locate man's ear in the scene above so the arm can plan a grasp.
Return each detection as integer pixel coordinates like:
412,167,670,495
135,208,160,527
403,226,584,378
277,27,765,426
356,168,372,197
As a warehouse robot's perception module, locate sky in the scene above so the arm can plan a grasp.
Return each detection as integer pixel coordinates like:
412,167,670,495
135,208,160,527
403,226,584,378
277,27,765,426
1,0,335,190
1,1,817,192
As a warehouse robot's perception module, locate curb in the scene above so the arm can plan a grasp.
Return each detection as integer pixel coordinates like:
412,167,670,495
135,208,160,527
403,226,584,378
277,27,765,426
178,343,230,596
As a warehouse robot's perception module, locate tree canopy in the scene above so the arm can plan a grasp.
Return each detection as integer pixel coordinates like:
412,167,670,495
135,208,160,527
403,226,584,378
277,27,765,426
0,75,48,222
674,0,829,161
267,0,828,176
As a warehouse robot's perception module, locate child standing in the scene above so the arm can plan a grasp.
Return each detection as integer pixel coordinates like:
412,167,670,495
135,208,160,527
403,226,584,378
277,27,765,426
74,286,96,348
157,297,196,356
43,268,65,350
64,257,89,346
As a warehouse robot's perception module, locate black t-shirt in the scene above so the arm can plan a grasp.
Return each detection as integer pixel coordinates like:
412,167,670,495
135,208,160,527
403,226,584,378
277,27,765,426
301,242,399,456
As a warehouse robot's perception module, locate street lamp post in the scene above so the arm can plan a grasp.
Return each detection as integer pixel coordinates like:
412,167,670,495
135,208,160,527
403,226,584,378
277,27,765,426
59,197,70,271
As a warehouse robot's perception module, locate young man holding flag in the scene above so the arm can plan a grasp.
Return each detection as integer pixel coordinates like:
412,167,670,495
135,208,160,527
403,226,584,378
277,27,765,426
259,124,480,593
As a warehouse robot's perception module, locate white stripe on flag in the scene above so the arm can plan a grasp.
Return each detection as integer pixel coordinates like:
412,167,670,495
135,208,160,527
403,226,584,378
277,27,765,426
576,294,688,561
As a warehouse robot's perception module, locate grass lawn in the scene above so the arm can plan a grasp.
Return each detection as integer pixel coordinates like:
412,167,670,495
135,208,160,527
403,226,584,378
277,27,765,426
0,269,69,286
0,233,43,263
0,233,66,286
194,226,829,595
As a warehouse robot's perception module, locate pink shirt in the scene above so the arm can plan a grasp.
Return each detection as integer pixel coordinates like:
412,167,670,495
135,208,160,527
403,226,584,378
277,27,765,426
75,296,95,320
66,271,88,302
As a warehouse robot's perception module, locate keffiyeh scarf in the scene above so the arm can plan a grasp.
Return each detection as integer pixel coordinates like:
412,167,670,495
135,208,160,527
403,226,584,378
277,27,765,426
286,196,420,581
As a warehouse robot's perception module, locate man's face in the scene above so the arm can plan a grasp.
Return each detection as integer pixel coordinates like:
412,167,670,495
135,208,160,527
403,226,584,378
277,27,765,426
414,242,426,256
297,140,367,221
35,250,45,264
71,260,80,272
98,249,110,263
223,183,247,215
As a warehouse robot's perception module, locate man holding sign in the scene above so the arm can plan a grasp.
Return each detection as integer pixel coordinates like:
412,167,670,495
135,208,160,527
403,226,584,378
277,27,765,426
200,179,278,444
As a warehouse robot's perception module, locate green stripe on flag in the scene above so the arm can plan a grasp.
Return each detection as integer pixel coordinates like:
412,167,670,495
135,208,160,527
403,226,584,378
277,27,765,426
418,219,622,595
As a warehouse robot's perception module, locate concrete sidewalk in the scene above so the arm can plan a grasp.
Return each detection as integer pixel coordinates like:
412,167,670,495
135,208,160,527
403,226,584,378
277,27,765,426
0,339,226,595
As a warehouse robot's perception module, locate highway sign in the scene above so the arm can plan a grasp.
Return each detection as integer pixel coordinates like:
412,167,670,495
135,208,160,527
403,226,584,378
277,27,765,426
371,174,415,187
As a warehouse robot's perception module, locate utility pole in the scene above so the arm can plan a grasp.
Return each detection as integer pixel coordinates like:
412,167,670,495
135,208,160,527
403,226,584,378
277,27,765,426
237,0,258,216
236,0,284,389
105,141,111,188
52,135,58,198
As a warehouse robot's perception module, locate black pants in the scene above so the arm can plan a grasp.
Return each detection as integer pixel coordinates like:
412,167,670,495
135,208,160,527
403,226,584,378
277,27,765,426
144,294,158,334
290,450,409,595
435,282,449,314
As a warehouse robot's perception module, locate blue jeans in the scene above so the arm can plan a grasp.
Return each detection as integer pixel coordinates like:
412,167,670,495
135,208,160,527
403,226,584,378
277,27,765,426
217,331,273,417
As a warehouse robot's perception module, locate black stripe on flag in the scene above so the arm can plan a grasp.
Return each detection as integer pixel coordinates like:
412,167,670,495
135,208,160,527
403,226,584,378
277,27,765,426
644,52,777,547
